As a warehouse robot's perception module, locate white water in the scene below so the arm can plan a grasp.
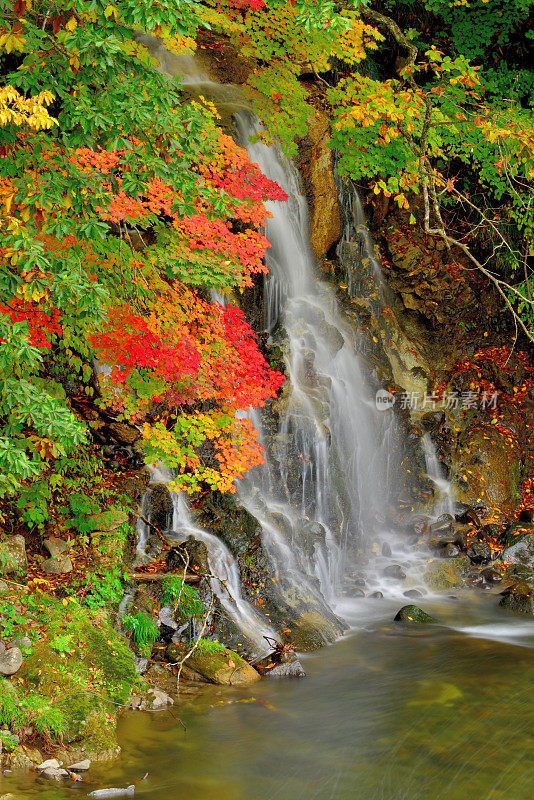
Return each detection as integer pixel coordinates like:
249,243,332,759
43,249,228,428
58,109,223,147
233,113,428,613
421,432,455,518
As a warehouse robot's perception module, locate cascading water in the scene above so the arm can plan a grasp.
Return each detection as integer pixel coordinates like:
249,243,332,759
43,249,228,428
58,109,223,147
231,112,428,614
133,50,437,654
139,464,277,651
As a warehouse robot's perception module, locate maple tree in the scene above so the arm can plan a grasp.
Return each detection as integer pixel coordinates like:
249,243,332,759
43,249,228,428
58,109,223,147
0,0,291,499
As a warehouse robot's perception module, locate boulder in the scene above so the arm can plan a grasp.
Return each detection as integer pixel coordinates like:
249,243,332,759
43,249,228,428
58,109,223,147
108,422,141,445
42,766,69,779
0,535,27,576
394,605,437,624
383,564,406,580
166,536,209,575
89,509,128,533
499,592,534,615
67,759,91,771
141,687,174,710
466,541,492,564
9,636,31,650
166,643,260,686
43,555,73,575
43,537,68,558
0,647,22,676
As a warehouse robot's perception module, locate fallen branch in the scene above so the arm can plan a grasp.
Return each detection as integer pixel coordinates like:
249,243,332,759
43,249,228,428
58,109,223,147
127,572,201,583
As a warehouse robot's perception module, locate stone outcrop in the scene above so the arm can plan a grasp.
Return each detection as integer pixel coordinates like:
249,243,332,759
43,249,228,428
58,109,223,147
297,111,341,257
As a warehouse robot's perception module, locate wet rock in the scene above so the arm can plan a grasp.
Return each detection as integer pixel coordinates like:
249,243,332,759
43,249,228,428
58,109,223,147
368,591,383,599
0,535,27,576
499,592,534,615
43,537,68,559
108,422,141,445
503,523,534,548
166,536,209,575
0,647,22,676
42,766,69,779
88,786,135,799
352,588,365,597
480,567,502,584
381,543,392,557
284,612,341,651
403,589,424,598
394,605,437,624
383,564,406,580
466,541,492,565
67,759,91,771
37,758,61,771
297,110,341,257
142,687,174,710
443,544,460,558
456,507,483,528
424,556,471,591
166,643,260,685
266,659,306,678
144,483,172,533
43,555,73,575
502,538,533,565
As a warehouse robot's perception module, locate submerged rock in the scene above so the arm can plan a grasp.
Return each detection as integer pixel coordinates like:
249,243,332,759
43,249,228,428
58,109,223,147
394,605,437,624
88,786,135,799
383,564,406,580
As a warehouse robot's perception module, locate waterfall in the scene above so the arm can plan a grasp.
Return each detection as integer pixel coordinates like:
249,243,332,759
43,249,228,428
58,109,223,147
133,49,437,653
232,112,423,610
421,433,455,518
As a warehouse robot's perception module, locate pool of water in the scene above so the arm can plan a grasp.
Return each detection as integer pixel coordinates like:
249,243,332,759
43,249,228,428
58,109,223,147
4,596,534,800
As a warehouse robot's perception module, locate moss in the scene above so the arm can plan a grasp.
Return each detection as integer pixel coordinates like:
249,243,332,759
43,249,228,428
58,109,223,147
1,592,136,758
167,639,260,685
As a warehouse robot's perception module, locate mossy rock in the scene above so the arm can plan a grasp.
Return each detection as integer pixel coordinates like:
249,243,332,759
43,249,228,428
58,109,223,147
166,642,260,685
16,607,136,753
424,556,471,591
284,611,339,652
394,605,437,624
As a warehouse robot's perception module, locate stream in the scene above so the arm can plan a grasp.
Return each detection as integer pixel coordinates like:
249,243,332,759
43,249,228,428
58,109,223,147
6,596,534,799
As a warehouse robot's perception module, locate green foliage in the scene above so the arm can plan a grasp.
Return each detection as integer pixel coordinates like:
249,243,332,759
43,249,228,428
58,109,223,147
161,576,205,619
0,591,137,746
122,610,159,658
81,568,127,610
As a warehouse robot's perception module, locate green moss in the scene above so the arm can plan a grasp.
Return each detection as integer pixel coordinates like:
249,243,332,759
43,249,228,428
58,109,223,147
0,592,137,755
